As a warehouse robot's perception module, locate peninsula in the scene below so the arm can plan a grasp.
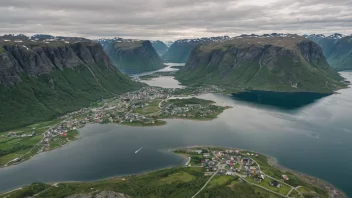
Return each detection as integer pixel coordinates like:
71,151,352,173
0,86,227,167
0,147,344,198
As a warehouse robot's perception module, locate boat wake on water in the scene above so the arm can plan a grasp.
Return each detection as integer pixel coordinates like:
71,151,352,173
135,147,143,154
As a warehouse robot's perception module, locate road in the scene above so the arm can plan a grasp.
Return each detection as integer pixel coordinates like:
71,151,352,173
190,151,221,198
191,170,219,198
235,173,288,198
158,95,170,108
248,156,304,197
0,187,23,196
2,133,46,167
190,150,304,198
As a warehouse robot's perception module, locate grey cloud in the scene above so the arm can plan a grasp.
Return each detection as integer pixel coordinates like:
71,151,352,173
0,0,350,40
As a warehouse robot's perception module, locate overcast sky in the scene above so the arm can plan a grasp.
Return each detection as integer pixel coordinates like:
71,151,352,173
0,0,351,41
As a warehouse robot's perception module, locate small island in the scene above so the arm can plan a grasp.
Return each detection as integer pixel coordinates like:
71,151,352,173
0,147,344,198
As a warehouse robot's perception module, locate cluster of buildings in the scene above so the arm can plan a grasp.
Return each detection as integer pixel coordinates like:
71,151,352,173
5,131,37,138
184,148,288,190
161,103,218,118
12,86,223,155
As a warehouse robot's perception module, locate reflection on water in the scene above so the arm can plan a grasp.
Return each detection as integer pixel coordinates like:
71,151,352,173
130,63,185,78
135,63,185,88
140,76,184,89
231,91,331,110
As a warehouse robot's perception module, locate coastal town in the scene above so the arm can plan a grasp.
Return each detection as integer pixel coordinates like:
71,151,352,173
177,147,333,198
0,86,225,167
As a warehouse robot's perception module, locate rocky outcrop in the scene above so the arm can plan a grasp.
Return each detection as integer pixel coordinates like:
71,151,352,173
100,39,165,74
0,41,118,86
0,39,141,131
176,35,346,93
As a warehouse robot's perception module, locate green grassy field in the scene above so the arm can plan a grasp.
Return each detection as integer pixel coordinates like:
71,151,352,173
289,189,303,197
0,148,334,198
248,153,328,198
133,100,161,115
158,171,196,184
209,175,235,188
0,167,295,198
1,167,207,198
0,120,64,166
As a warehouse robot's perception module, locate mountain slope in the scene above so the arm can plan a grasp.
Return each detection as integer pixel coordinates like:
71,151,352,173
162,36,230,63
305,34,352,71
176,35,346,93
99,39,165,74
0,37,141,131
151,40,168,56
326,36,352,71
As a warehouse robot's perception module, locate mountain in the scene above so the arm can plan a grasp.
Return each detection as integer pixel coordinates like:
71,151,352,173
0,35,141,131
327,36,352,71
305,33,352,71
164,41,174,48
151,40,168,56
176,35,346,93
98,38,165,74
162,36,231,63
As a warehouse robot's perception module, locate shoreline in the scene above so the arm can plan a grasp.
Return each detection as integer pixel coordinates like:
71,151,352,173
0,145,347,197
267,156,347,198
171,145,347,197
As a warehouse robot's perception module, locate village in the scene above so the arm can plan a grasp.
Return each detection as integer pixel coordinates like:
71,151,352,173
1,86,225,166
178,147,309,197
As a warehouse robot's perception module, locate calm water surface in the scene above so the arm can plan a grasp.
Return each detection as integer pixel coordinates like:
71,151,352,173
0,72,351,197
131,63,185,88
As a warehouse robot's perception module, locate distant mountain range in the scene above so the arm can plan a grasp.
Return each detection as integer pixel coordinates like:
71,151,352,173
176,35,346,93
98,38,165,74
0,34,141,131
305,33,352,71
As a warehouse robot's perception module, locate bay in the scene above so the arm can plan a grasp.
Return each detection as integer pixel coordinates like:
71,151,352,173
0,72,351,197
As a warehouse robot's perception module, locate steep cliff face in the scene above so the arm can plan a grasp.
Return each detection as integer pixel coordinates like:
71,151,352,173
0,39,141,131
101,39,165,74
176,36,346,93
162,36,230,63
305,34,343,58
162,41,198,63
326,36,352,71
305,34,352,71
151,40,168,56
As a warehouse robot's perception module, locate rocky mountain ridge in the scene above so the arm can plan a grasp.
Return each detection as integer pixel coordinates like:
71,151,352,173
0,35,140,131
98,38,165,74
176,35,346,93
305,33,352,71
162,34,308,63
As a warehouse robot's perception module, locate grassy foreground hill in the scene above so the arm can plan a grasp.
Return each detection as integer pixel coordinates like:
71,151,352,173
99,38,165,73
176,35,346,93
0,36,141,132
